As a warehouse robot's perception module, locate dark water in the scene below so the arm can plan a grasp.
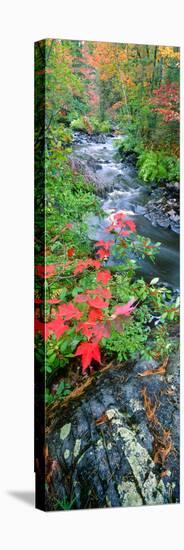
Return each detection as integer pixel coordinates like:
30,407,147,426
73,136,179,290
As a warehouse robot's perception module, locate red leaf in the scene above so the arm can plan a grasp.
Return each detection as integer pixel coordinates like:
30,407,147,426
58,302,82,320
35,319,45,339
35,317,68,340
35,264,57,278
88,308,104,322
97,270,112,285
48,299,61,304
75,341,101,372
86,286,112,299
113,298,137,317
124,219,136,232
74,293,87,303
96,248,110,260
46,318,69,340
67,247,75,258
106,211,137,234
76,321,110,342
120,230,130,236
112,211,126,221
87,296,109,309
34,298,61,304
95,240,113,251
74,258,101,275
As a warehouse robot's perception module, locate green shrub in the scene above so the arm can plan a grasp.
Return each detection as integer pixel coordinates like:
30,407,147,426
137,150,179,183
101,273,177,363
99,120,111,133
71,116,111,134
87,117,111,134
70,116,87,131
115,135,144,156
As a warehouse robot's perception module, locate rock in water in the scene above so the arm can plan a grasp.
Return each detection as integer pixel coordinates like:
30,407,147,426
46,350,179,510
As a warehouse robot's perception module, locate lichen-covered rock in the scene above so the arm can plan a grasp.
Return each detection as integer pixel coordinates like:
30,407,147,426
46,349,179,510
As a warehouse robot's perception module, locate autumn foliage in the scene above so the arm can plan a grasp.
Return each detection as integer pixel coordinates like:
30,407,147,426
35,214,139,374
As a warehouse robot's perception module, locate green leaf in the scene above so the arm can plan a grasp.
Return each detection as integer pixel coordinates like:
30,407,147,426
47,352,57,365
59,288,67,300
150,277,159,285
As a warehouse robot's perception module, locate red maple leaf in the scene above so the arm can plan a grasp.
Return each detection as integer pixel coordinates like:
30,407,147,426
86,286,112,299
76,321,110,342
35,319,45,339
34,298,61,304
46,318,69,340
97,270,112,285
95,240,113,251
96,248,110,260
74,258,101,275
106,212,137,235
35,317,68,340
74,293,87,303
113,298,137,317
124,220,136,232
58,302,82,320
88,308,104,322
75,341,101,372
35,264,57,278
67,247,75,258
120,230,130,236
112,211,126,221
47,299,61,304
87,296,109,309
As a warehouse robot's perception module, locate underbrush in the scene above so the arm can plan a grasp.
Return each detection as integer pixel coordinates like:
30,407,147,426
115,136,179,184
70,115,112,134
137,150,179,183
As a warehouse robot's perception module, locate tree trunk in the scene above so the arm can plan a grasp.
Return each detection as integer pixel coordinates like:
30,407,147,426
151,46,158,92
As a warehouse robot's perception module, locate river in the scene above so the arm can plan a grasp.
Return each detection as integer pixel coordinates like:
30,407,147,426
73,134,179,290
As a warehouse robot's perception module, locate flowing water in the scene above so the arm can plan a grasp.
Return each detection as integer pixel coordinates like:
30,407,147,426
73,135,179,290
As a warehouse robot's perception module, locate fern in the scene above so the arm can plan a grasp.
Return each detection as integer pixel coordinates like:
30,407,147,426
137,150,179,183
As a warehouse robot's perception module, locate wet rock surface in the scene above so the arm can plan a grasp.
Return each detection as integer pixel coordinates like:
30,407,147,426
71,133,180,232
70,154,115,196
145,184,180,233
72,131,111,145
46,347,179,510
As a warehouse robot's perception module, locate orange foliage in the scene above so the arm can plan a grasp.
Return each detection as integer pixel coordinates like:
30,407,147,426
87,42,127,81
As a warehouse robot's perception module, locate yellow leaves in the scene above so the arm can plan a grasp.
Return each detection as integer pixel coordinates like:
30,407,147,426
89,42,127,81
158,46,180,62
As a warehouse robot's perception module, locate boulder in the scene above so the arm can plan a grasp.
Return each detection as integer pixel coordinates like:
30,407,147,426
46,348,179,510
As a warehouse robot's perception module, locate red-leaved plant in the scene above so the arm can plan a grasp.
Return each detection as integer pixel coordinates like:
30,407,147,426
35,212,147,374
